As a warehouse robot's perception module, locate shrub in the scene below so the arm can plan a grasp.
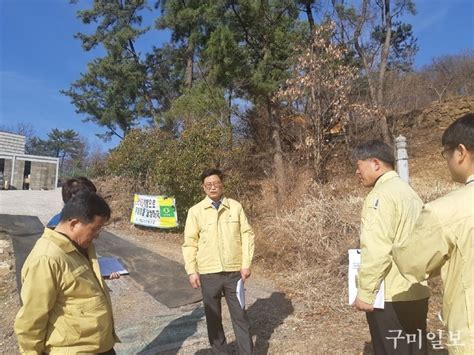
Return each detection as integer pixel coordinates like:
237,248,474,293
105,120,254,224
107,128,172,190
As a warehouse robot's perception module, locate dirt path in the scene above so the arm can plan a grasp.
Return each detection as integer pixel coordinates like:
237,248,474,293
0,190,296,354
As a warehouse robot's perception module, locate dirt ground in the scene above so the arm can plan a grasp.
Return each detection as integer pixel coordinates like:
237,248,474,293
0,186,451,355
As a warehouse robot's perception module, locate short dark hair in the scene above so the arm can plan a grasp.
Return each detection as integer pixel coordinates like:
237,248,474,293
442,113,474,151
60,191,111,224
200,168,224,183
352,140,395,168
62,177,97,203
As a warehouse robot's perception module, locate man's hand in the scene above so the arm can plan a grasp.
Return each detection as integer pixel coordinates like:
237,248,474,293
189,273,201,289
352,297,374,312
240,268,251,282
108,272,121,280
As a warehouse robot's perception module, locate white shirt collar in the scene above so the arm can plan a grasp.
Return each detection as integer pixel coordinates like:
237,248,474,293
466,174,474,185
207,196,223,205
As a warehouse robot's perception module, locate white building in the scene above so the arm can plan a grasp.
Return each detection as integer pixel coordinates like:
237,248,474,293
0,131,59,190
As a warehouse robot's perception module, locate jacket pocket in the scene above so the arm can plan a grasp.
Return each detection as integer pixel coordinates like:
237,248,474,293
225,218,241,240
199,221,216,242
63,264,89,287
197,242,214,267
225,220,243,266
77,295,107,314
47,310,81,346
76,296,110,340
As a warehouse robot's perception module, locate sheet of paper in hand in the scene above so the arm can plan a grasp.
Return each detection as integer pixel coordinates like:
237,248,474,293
236,279,245,309
348,249,385,309
98,256,129,277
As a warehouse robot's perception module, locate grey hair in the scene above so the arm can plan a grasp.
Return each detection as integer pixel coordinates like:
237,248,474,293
352,140,395,168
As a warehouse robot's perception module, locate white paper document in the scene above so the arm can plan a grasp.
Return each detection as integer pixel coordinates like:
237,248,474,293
236,279,246,309
348,249,385,309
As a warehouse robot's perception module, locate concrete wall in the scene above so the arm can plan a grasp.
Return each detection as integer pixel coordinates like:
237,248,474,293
46,163,56,189
0,154,58,190
30,162,56,190
2,159,12,189
11,159,25,190
0,132,25,155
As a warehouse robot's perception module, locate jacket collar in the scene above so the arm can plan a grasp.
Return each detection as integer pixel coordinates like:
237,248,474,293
42,228,78,253
202,196,229,209
374,170,398,188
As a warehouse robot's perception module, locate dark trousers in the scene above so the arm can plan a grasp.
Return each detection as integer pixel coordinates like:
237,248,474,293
366,298,429,355
200,272,253,354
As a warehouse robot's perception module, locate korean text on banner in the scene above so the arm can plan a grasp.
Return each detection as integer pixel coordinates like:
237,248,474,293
130,194,178,229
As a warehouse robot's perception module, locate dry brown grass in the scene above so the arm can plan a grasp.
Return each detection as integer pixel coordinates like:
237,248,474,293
256,182,363,314
250,172,457,352
255,172,457,303
411,177,458,203
250,180,370,351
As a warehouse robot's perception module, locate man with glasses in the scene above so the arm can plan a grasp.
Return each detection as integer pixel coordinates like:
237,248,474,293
183,168,254,354
393,113,474,353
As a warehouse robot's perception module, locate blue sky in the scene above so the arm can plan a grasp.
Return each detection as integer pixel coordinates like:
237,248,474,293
0,0,168,152
405,0,474,67
0,0,473,153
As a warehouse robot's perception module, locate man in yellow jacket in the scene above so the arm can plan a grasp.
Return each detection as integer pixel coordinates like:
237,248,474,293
14,191,119,354
352,140,431,354
393,113,474,354
183,168,255,354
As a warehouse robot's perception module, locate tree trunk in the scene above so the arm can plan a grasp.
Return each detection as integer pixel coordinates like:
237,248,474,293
351,0,391,143
353,0,377,107
304,1,315,33
377,0,392,105
267,96,286,201
227,89,233,147
185,39,194,88
377,0,392,143
312,84,323,179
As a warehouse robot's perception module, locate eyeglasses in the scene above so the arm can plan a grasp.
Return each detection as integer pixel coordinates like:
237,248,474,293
441,147,454,159
203,182,223,189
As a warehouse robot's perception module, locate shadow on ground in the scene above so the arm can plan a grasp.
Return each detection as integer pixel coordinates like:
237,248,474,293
137,307,205,354
198,292,294,355
363,341,373,354
248,292,294,354
97,231,201,308
137,292,293,354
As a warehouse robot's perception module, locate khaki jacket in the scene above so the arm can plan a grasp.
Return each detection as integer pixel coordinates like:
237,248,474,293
393,174,474,354
14,228,118,354
183,197,255,275
358,171,430,304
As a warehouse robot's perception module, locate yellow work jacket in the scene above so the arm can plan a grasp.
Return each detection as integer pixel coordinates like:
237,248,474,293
393,174,474,354
358,171,430,304
183,197,255,275
14,228,118,354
